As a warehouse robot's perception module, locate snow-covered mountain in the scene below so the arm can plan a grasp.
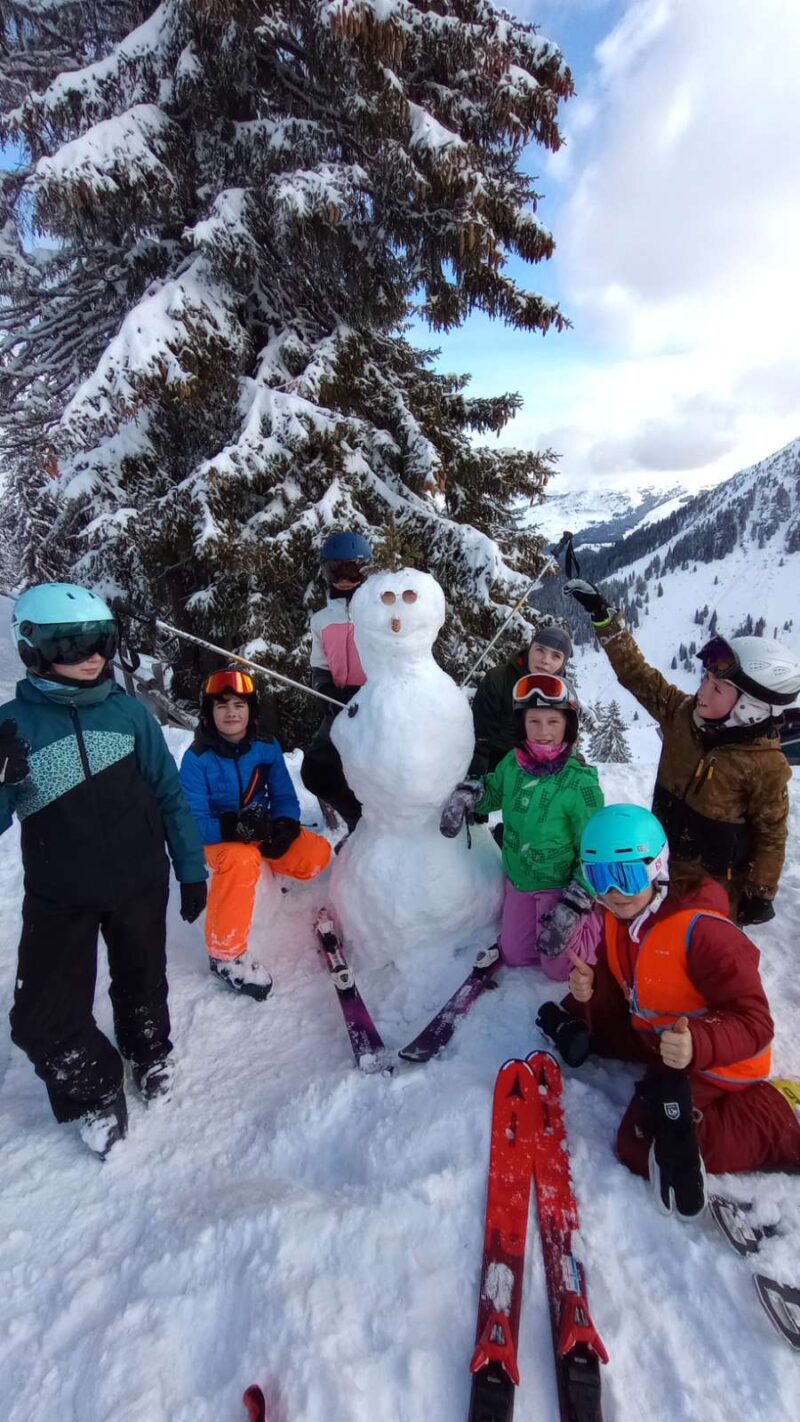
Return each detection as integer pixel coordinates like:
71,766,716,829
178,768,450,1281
523,472,722,548
529,435,800,746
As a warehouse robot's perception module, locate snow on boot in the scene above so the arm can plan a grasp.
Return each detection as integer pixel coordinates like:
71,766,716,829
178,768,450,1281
209,954,273,1002
78,1090,128,1160
133,1056,176,1105
642,1070,707,1220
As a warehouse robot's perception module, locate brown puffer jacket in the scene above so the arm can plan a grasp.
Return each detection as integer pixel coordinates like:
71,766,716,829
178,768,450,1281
596,616,791,907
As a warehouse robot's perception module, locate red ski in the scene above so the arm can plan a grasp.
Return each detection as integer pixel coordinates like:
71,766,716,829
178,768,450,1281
469,1057,538,1421
243,1384,266,1421
527,1051,608,1422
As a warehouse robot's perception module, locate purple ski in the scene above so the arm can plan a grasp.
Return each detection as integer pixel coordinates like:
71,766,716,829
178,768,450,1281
314,911,392,1073
399,945,501,1063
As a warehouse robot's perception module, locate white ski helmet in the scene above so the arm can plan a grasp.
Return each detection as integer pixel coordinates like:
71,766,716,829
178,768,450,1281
698,635,800,727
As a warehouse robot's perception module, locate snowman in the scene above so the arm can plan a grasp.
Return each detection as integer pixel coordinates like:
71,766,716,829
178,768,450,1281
329,567,503,971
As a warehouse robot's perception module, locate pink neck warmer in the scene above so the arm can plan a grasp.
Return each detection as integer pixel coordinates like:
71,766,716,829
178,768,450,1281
526,739,566,762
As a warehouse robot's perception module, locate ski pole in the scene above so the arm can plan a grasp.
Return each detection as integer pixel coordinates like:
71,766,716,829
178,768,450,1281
149,617,344,709
460,546,565,689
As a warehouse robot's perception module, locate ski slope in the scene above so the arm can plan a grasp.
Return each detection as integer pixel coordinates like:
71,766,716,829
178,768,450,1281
0,607,798,1421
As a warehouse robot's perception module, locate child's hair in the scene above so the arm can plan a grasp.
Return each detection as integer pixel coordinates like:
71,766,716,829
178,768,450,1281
667,858,714,901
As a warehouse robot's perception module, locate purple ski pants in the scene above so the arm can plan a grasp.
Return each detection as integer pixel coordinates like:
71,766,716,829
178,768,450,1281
499,880,602,980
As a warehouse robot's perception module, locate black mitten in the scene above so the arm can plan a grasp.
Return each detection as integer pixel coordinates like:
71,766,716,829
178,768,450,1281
737,892,775,927
564,579,611,624
0,719,31,786
261,817,301,860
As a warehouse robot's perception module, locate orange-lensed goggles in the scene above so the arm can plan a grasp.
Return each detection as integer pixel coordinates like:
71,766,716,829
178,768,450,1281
203,669,256,697
512,673,571,707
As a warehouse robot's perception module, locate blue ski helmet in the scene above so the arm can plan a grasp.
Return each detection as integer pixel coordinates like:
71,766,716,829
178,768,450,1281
580,804,669,897
12,583,118,672
320,530,373,589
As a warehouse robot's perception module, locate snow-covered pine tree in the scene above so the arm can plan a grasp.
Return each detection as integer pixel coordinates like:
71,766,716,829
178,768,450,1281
588,699,631,764
0,0,573,736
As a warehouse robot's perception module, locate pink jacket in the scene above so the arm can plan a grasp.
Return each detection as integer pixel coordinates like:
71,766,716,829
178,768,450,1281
309,600,366,689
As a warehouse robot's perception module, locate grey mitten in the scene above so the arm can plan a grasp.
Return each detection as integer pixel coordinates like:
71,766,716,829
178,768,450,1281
537,880,595,959
439,780,484,838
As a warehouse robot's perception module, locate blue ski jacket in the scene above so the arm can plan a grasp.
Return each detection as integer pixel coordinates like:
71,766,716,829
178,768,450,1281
180,727,300,845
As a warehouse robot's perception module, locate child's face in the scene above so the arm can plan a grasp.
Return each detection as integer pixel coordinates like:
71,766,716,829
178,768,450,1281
600,884,655,920
528,642,565,675
696,672,739,720
50,655,107,682
524,707,567,745
212,694,250,741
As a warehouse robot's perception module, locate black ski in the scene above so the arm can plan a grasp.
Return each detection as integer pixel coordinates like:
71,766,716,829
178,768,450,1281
754,1275,800,1351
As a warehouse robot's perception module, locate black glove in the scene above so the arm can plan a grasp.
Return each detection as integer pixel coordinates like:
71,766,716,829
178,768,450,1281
260,817,301,861
737,892,775,927
180,881,207,923
536,1001,592,1068
536,880,595,959
640,1070,706,1219
439,780,484,838
0,719,31,786
221,802,273,844
564,578,611,624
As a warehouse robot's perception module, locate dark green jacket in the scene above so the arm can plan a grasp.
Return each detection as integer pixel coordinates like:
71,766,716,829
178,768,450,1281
469,648,529,777
0,677,206,907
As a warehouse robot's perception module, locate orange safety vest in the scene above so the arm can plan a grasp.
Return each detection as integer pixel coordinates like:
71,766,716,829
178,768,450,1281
605,907,772,1086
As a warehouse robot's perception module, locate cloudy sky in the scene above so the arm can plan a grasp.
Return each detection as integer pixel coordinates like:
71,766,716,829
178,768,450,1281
432,0,800,493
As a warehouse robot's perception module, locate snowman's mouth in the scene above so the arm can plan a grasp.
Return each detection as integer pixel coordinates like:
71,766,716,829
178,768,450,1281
391,617,402,633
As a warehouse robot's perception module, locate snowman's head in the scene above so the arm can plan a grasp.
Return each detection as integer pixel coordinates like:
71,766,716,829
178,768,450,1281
350,568,446,674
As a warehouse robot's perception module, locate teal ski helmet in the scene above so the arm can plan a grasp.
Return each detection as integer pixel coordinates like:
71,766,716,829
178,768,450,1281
12,583,118,673
580,804,669,897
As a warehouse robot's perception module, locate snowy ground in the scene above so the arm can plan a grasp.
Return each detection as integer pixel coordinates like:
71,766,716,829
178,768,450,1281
1,624,799,1419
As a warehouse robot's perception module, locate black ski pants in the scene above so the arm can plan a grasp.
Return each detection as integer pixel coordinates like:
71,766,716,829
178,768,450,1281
301,721,362,833
9,877,172,1123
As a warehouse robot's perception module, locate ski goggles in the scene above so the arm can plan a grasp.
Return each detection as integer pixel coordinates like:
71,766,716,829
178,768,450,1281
203,669,255,697
698,636,738,680
21,619,118,666
581,859,653,897
325,558,371,585
512,673,571,707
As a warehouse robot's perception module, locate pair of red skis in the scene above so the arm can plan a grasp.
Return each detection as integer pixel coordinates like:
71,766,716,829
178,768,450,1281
469,1051,608,1422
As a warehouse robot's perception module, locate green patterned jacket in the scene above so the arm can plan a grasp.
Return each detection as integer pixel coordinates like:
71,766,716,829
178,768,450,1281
477,750,604,893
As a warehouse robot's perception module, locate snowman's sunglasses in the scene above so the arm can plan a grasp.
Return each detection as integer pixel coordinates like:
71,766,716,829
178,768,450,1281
380,589,418,605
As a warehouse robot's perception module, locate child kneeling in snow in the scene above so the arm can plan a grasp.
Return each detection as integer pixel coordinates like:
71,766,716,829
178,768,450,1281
440,673,604,979
552,803,800,1218
180,669,332,1000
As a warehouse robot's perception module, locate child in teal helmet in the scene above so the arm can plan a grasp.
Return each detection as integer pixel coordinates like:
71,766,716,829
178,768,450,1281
2,583,207,1158
545,804,800,1218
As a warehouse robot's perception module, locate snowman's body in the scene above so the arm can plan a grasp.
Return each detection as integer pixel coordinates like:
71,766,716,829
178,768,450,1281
330,568,503,965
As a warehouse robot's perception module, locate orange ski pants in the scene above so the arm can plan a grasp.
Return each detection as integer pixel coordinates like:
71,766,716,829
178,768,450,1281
204,830,332,960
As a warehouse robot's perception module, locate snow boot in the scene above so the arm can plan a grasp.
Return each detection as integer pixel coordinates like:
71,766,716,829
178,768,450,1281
78,1089,128,1160
209,954,273,1002
641,1070,707,1220
132,1055,176,1105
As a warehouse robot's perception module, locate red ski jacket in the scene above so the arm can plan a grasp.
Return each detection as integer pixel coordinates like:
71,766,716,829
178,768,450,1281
569,877,774,1090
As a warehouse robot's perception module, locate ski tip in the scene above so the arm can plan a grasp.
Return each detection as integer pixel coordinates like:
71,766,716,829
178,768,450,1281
243,1383,267,1421
753,1273,800,1351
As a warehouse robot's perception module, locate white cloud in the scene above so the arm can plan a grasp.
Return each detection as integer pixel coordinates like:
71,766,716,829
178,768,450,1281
515,0,800,489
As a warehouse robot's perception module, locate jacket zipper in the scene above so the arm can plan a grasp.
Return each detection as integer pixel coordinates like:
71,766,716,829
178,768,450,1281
681,754,716,801
234,757,244,809
70,707,92,780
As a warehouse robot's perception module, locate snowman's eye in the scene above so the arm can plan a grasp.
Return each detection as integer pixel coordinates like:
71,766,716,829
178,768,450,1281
380,591,397,605
402,590,418,604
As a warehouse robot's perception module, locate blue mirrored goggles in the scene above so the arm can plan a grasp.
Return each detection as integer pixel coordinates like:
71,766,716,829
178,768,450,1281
582,859,652,897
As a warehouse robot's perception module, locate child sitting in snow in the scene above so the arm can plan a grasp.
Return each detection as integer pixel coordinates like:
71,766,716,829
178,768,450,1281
440,673,604,979
554,803,800,1218
180,669,332,1000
